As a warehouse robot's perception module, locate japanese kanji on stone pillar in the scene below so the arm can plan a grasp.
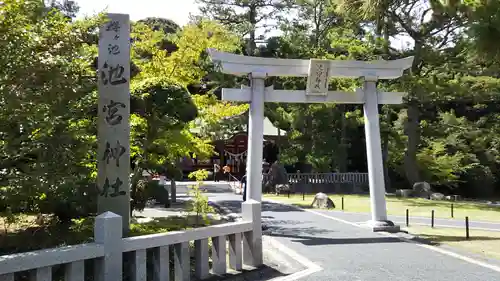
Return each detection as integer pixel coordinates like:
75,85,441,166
97,14,131,232
208,49,413,234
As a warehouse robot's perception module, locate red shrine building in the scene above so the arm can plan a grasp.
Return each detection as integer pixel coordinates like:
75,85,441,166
180,115,285,179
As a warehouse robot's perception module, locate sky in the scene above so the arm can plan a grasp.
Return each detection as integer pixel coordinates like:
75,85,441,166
75,0,414,50
75,0,199,26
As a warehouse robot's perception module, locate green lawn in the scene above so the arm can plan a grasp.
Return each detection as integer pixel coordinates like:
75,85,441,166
264,194,500,222
404,225,500,260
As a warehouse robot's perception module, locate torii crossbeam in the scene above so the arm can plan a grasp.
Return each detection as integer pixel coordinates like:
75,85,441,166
208,49,413,264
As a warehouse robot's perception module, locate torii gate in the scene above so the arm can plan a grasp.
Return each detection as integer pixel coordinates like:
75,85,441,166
208,49,413,263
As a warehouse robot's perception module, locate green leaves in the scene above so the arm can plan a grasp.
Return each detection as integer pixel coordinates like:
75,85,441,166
463,0,500,60
0,0,247,217
0,0,102,216
128,18,244,179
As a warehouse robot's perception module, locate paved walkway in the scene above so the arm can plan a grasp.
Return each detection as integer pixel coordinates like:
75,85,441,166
207,191,500,281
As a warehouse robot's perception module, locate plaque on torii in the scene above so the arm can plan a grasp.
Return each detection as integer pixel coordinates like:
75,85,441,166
208,49,413,248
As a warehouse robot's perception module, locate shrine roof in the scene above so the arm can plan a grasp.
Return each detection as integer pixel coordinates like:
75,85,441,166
222,110,285,136
189,110,285,138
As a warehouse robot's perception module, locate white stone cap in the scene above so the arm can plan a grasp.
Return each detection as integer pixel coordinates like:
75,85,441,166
207,48,414,80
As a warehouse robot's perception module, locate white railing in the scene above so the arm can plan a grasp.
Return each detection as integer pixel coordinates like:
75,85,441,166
0,201,262,281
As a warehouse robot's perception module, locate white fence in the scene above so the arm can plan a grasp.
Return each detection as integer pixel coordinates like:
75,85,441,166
0,201,263,281
288,173,369,184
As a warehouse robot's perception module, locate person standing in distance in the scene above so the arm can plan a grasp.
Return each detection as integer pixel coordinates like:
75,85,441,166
213,162,220,182
240,173,247,201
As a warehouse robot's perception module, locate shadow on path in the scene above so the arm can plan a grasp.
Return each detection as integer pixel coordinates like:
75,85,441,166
268,232,403,246
198,186,234,193
212,200,304,213
200,264,287,281
266,223,333,235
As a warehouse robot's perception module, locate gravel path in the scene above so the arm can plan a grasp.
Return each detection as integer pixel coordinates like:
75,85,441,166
207,190,500,281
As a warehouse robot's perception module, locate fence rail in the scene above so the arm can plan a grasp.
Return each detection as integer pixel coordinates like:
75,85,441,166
288,172,368,184
0,202,262,281
0,243,104,275
287,172,369,194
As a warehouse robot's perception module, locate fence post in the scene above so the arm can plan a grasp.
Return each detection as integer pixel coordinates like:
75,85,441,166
242,200,263,267
94,212,123,281
465,216,470,240
431,210,435,228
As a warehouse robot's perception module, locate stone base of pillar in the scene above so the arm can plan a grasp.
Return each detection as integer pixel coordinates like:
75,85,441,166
242,200,263,266
362,220,400,233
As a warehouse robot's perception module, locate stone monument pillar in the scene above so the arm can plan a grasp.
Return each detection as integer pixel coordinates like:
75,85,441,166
97,14,131,232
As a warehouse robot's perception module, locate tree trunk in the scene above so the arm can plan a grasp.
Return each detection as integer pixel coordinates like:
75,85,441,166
247,5,257,56
338,104,348,172
382,133,393,192
403,41,423,186
170,179,177,203
381,15,392,191
404,104,421,186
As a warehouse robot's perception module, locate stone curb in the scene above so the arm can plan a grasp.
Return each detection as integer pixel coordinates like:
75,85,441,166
228,183,242,195
208,200,233,215
208,200,272,233
208,200,243,222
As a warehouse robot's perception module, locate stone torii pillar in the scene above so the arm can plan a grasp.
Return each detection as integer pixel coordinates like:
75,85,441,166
208,50,413,234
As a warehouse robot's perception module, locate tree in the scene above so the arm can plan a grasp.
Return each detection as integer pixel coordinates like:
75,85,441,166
137,17,180,54
127,19,247,208
44,0,80,18
283,0,343,49
462,0,500,61
0,0,104,218
0,0,249,217
259,18,381,172
334,0,397,189
196,0,292,55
